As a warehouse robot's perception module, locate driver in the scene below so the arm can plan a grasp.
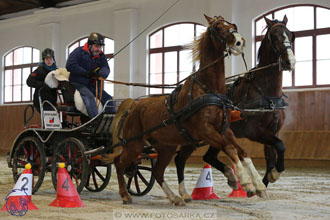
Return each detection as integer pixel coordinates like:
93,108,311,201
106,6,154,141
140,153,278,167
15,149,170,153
66,32,116,118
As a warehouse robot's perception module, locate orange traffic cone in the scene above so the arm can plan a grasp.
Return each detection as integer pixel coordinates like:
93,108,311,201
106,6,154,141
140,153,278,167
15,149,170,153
2,163,38,213
49,163,84,208
191,164,220,200
228,165,247,197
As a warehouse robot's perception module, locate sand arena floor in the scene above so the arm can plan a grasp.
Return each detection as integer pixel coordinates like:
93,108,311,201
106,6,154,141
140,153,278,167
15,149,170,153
0,156,329,220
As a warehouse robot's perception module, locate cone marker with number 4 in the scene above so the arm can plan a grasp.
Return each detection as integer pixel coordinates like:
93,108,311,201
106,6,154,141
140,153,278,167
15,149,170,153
49,163,84,208
2,163,38,211
191,164,220,200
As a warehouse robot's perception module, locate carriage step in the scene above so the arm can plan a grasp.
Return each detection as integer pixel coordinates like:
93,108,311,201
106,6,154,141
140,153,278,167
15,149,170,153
84,146,105,155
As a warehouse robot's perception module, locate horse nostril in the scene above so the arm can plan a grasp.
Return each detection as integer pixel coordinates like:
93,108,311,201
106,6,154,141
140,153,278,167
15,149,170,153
236,41,241,46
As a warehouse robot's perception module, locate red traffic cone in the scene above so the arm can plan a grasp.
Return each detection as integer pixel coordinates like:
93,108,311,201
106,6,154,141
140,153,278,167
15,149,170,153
49,163,84,208
2,163,38,212
228,165,247,197
191,164,220,200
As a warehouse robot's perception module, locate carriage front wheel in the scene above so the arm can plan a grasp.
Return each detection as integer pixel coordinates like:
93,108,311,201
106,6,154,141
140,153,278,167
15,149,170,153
124,153,156,196
51,137,88,194
12,136,46,194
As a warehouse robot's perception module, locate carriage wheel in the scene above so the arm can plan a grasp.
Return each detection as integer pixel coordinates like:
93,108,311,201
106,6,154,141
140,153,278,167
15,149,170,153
51,137,88,194
85,159,111,192
124,154,156,196
12,136,46,194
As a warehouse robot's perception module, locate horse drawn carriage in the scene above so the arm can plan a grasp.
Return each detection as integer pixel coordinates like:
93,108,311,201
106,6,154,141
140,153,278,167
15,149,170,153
6,72,157,196
6,13,295,206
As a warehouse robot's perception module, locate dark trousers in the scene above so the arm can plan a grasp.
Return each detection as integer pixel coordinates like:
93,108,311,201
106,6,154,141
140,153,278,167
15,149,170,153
72,82,116,118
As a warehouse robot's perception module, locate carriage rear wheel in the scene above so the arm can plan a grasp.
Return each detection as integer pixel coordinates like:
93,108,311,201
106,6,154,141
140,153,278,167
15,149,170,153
124,154,156,196
12,136,46,194
85,159,111,192
51,137,88,194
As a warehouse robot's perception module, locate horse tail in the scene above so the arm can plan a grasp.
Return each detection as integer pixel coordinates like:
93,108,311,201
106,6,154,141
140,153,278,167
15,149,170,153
111,98,137,144
101,98,136,164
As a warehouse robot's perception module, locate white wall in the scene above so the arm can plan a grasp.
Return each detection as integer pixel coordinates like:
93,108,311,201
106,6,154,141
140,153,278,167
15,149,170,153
1,0,329,102
0,0,233,102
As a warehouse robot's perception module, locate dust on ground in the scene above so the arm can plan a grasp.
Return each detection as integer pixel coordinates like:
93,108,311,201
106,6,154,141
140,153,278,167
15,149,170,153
0,156,329,220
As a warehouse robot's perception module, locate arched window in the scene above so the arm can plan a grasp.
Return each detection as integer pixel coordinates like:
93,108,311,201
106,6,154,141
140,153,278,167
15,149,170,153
255,4,330,88
67,36,115,95
148,22,206,94
3,47,40,103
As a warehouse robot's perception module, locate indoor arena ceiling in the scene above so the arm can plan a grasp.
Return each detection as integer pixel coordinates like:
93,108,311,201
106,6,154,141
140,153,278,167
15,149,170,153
0,0,98,20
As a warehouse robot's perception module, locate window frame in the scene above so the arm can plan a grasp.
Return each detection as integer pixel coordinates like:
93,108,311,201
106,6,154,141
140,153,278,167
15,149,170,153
3,46,40,104
148,22,206,94
254,4,330,89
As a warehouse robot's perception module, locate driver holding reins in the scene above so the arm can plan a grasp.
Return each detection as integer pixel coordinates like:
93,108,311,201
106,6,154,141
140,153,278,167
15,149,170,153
66,32,116,118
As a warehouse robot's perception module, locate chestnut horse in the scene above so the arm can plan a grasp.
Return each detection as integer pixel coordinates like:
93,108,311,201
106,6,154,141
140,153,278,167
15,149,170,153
110,15,253,206
175,15,296,200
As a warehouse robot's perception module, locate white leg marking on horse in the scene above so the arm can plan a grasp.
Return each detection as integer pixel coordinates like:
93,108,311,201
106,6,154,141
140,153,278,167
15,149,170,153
243,158,266,191
162,181,175,200
234,160,251,186
179,181,192,201
162,181,185,206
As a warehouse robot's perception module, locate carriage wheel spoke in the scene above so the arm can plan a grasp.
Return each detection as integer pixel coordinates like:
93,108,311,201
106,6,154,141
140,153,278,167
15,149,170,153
92,171,99,189
67,145,71,160
134,175,141,194
59,154,66,162
76,157,83,165
73,146,78,159
73,174,79,187
127,177,133,189
34,150,39,160
29,143,34,160
94,168,105,182
23,147,29,159
86,174,91,187
137,171,148,186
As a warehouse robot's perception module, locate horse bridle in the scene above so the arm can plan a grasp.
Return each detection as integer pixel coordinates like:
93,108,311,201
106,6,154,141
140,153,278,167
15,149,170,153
267,22,295,58
209,18,238,47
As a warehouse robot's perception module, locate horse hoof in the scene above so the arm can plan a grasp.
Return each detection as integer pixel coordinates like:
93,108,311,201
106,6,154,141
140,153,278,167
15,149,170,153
173,197,185,206
256,190,268,199
122,197,133,204
268,168,281,183
247,191,256,198
241,183,256,194
123,200,133,204
175,200,186,206
184,198,192,203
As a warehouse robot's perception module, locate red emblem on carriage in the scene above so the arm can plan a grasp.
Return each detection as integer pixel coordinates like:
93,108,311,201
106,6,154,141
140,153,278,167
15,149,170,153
49,117,54,123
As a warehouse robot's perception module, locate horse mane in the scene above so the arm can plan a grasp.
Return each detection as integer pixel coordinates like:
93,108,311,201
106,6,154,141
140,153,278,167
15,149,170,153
257,29,270,63
192,31,208,63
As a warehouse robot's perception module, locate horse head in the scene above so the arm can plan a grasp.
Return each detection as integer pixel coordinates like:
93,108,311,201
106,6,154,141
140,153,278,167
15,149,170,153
204,14,245,56
263,15,296,71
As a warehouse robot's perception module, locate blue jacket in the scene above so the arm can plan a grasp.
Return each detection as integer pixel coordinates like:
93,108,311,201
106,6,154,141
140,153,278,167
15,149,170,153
66,43,110,86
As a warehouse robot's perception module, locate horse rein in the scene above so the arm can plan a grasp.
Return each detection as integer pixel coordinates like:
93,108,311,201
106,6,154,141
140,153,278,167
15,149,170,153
101,53,229,89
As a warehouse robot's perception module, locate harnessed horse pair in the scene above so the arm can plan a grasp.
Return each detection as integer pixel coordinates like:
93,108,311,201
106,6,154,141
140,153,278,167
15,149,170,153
103,14,295,205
